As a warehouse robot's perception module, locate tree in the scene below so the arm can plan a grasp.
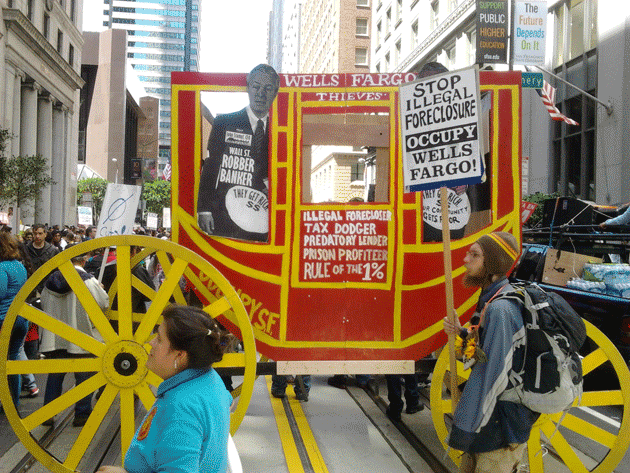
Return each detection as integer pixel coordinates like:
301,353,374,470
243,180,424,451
0,153,55,224
77,177,109,222
523,191,560,228
142,179,171,215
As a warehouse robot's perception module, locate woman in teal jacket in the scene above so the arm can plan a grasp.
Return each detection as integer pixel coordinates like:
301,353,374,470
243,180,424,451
0,232,28,407
98,305,233,473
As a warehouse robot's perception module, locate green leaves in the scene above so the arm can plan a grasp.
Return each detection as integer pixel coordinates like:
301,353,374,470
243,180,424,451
0,154,55,216
141,179,171,215
76,177,109,220
523,191,560,228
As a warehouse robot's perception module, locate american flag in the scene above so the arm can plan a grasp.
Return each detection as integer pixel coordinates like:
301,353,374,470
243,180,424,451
537,80,579,126
163,163,172,181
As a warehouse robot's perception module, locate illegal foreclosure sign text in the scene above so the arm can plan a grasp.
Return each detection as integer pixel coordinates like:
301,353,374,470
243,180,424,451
400,67,484,192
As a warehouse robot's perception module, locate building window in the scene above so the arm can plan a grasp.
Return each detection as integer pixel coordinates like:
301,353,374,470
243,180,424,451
357,0,369,5
356,18,369,36
351,162,365,182
68,43,74,66
376,21,382,43
411,20,419,48
385,51,390,71
396,0,402,23
57,30,63,54
468,30,476,65
385,8,391,33
355,48,368,65
446,43,456,69
27,0,33,21
375,62,381,72
431,0,439,30
395,40,401,66
569,0,585,60
70,0,76,22
43,13,50,40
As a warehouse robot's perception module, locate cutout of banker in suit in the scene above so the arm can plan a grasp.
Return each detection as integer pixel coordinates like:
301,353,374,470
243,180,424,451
197,64,280,242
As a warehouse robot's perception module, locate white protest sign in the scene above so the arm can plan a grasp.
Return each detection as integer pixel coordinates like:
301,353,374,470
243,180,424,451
163,207,171,228
400,67,484,192
146,212,158,230
422,188,471,231
513,0,547,66
96,184,142,237
77,206,93,226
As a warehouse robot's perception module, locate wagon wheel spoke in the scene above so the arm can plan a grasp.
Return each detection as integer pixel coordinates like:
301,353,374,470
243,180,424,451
156,250,188,305
135,383,157,410
20,304,106,357
64,384,119,470
58,261,117,343
116,246,133,339
23,373,107,431
120,389,136,460
134,258,188,344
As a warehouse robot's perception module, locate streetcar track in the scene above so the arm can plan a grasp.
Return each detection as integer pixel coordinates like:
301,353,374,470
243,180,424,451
9,396,144,473
348,384,454,473
10,410,75,473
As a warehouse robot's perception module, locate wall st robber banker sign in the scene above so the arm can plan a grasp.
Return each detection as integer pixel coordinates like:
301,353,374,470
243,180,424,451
400,67,484,192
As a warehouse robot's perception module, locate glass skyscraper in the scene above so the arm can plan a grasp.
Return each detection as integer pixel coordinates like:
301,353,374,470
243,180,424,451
102,0,200,169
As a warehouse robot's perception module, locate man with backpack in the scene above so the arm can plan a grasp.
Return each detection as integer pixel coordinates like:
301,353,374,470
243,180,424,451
443,232,539,473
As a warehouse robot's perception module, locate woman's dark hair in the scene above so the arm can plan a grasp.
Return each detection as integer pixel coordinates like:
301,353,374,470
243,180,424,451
0,232,21,261
161,305,234,369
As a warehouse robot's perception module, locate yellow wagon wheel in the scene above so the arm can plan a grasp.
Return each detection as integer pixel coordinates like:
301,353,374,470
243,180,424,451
0,235,256,473
431,319,630,473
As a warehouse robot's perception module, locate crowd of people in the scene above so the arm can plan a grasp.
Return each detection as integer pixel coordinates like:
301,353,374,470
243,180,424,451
0,219,538,473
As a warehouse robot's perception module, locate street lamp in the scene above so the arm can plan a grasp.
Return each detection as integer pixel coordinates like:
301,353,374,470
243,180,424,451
111,158,119,184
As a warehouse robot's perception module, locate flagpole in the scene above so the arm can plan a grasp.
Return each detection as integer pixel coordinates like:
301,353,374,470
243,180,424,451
532,65,613,115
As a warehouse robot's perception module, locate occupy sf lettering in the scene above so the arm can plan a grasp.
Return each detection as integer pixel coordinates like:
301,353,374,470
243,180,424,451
196,275,280,336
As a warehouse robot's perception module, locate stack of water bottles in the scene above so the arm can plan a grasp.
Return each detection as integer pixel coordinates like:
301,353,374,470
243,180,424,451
566,263,630,298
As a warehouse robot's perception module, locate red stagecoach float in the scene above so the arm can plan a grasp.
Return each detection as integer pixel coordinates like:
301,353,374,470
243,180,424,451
170,70,522,365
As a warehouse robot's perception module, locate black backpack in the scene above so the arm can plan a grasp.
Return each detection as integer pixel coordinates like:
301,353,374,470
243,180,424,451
494,283,585,413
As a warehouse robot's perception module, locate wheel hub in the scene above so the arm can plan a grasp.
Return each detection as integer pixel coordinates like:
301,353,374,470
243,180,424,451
103,340,148,388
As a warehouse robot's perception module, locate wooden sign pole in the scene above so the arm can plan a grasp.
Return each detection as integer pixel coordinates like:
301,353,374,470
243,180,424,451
440,186,460,406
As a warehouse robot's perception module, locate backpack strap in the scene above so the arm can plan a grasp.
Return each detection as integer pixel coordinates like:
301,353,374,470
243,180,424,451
479,283,510,327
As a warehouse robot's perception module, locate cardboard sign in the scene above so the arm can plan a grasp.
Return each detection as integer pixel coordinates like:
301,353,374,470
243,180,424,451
513,0,547,66
77,206,93,226
163,208,171,228
400,67,485,192
521,200,538,224
542,249,602,287
146,212,158,230
96,184,141,237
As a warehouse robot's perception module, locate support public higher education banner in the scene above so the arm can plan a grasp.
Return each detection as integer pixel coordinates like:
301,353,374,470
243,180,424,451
476,0,508,64
399,67,485,193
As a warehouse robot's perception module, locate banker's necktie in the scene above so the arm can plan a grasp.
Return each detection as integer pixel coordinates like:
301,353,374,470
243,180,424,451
253,119,265,158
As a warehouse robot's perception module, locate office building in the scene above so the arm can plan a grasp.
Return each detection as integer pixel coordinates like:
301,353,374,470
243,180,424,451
101,0,200,177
